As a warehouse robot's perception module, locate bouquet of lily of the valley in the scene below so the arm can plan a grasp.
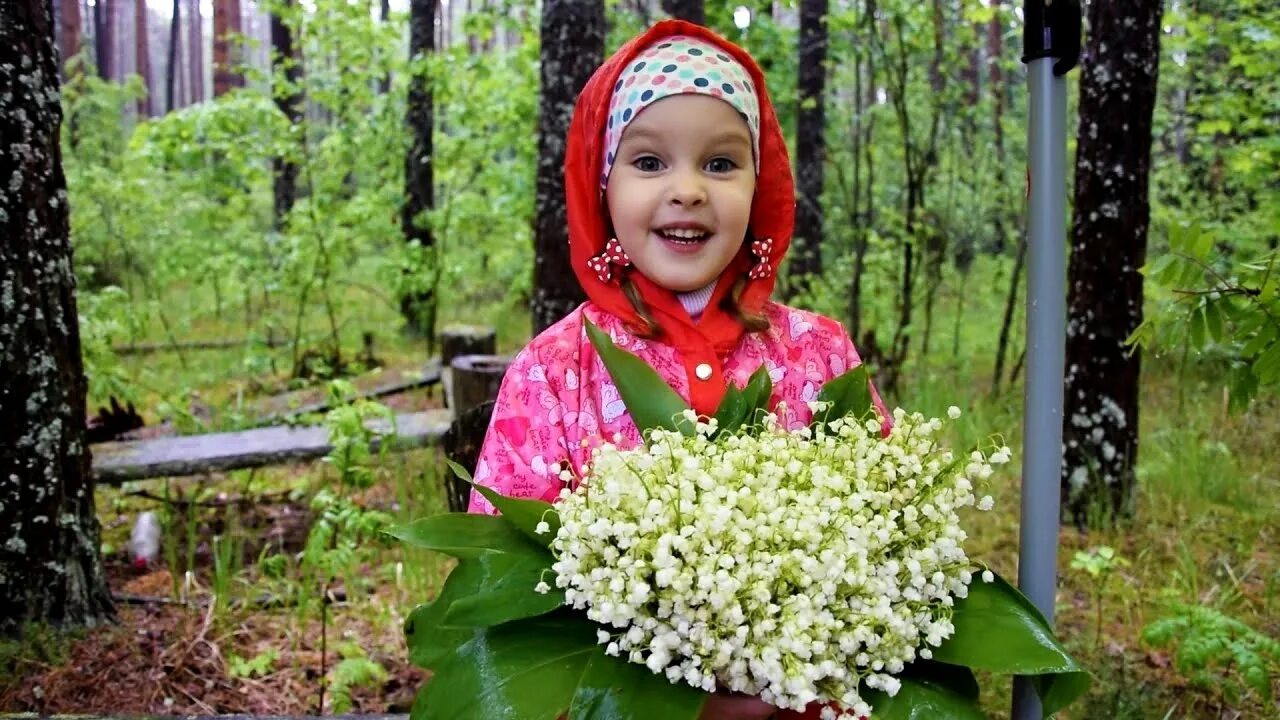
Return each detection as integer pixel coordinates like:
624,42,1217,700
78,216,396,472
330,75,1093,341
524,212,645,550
391,321,1089,720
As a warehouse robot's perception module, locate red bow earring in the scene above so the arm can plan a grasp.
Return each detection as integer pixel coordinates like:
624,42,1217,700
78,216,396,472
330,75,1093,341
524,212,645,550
587,238,632,283
748,237,774,280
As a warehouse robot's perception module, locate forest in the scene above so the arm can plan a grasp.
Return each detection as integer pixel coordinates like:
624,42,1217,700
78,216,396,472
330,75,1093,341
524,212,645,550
1,0,1277,717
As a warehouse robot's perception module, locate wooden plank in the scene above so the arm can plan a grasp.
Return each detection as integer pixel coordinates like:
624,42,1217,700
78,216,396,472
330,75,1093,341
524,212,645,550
253,359,443,423
91,410,452,484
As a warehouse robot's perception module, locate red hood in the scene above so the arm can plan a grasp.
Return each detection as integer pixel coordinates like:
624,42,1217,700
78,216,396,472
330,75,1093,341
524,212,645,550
566,20,794,361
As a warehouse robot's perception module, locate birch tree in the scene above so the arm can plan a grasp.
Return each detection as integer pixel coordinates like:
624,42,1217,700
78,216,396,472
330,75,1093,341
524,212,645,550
1062,0,1164,525
1,0,115,635
531,0,603,334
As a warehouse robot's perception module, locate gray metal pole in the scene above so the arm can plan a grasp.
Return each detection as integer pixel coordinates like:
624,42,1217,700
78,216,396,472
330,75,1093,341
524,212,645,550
1012,56,1067,720
1014,1,1078,716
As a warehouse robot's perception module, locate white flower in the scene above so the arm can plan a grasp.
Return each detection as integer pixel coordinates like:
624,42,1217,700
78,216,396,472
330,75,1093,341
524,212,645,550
535,521,551,535
977,495,995,511
947,406,961,419
982,570,995,583
534,581,551,594
546,405,992,716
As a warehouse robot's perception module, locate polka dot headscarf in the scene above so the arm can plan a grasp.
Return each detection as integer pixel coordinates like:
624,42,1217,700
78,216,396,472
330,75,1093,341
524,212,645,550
601,35,761,187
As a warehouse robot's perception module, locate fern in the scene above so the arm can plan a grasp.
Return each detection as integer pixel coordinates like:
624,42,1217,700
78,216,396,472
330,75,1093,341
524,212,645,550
1142,603,1280,703
327,652,388,714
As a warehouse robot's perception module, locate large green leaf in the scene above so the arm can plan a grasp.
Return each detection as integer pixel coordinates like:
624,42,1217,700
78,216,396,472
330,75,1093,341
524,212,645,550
464,471,562,548
568,645,706,719
863,675,988,720
584,319,693,435
388,512,550,560
443,551,563,628
813,365,874,429
712,367,773,435
933,573,1090,714
413,612,599,720
404,560,487,670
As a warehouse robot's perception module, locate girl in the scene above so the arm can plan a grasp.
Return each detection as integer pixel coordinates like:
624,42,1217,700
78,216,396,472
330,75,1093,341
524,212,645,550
469,20,884,720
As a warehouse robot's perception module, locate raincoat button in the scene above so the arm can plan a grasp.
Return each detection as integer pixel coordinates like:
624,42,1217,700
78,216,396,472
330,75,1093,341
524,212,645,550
695,363,713,381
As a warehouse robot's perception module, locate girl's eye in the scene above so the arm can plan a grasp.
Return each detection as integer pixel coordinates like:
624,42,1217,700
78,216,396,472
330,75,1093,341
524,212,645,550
705,157,738,173
633,156,664,172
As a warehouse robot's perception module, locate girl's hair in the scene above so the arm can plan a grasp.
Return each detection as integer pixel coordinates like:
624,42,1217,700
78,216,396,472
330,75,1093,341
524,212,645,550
619,268,770,339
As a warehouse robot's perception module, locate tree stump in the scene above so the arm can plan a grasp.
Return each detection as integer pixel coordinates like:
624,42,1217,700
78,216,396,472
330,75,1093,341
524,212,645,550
441,354,511,512
439,324,496,409
439,324,496,368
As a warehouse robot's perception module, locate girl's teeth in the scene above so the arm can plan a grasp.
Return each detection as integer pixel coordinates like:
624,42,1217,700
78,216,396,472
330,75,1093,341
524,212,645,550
661,229,709,241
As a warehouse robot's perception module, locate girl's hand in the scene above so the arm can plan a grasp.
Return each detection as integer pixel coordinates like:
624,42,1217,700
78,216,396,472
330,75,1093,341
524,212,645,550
699,691,777,720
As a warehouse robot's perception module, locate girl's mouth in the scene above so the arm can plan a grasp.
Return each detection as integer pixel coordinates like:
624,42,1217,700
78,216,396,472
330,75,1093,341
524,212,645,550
656,227,712,246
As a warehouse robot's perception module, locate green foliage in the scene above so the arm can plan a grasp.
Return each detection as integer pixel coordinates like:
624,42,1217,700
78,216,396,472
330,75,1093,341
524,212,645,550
328,643,390,714
1131,222,1280,411
1142,603,1280,704
228,648,280,679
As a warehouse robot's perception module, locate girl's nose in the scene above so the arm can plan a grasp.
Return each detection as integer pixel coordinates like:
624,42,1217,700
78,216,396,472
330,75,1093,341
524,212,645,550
667,170,707,207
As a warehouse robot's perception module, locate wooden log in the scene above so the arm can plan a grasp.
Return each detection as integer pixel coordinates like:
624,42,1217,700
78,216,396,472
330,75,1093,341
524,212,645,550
439,324,495,409
439,324,496,367
91,409,452,484
450,354,510,417
441,354,511,512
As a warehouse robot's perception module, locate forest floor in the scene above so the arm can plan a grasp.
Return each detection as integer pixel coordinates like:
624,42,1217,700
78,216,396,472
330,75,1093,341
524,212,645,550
1,335,1277,718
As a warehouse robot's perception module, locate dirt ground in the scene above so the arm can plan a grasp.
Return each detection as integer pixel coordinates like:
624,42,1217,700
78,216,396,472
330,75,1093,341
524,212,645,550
0,555,427,716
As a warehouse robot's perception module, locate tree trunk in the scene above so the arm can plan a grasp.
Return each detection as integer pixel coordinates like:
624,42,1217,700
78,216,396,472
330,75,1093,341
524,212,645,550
1062,0,1163,526
992,232,1026,393
58,0,82,78
167,0,180,111
188,0,203,103
531,0,603,335
378,0,391,94
271,0,301,225
134,0,151,116
0,0,115,636
789,0,828,297
987,1,1008,253
402,0,438,338
212,0,242,96
660,0,704,24
93,0,111,79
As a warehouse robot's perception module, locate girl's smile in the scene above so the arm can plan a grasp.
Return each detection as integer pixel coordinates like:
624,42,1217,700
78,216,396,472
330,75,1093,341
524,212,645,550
605,94,756,293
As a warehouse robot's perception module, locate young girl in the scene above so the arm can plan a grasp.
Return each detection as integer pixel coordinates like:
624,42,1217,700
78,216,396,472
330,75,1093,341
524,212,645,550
469,20,883,720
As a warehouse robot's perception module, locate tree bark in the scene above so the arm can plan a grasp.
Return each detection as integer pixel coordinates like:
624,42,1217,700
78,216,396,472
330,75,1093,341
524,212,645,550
58,0,82,79
789,0,828,298
0,0,115,636
134,0,151,116
402,0,438,337
93,0,112,79
271,0,301,225
987,1,1008,253
660,0,704,25
531,0,603,335
167,0,180,111
188,0,204,103
213,0,243,96
1062,0,1163,526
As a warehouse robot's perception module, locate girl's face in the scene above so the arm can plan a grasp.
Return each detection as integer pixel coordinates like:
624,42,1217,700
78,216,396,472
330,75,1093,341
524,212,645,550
605,95,756,294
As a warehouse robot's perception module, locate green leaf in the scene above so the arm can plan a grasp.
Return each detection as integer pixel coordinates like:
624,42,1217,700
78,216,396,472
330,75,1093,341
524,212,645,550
864,675,987,719
1203,300,1224,344
405,561,486,670
932,573,1090,715
468,481,561,548
1190,306,1207,349
413,612,598,720
1253,340,1280,384
584,319,693,435
712,366,773,434
442,552,563,628
388,513,550,560
568,646,707,719
813,364,874,428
